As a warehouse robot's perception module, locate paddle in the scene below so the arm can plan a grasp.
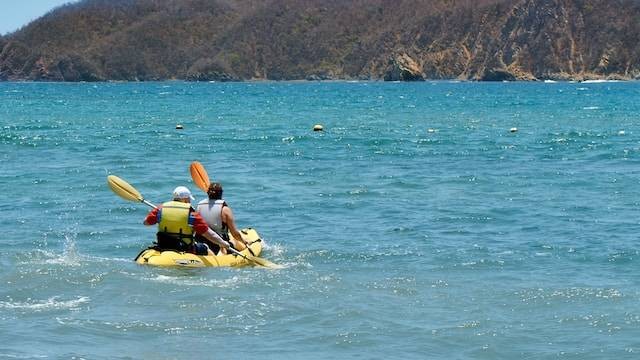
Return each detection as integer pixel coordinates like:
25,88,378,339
107,174,281,269
190,161,210,193
107,175,157,209
226,245,283,269
189,161,257,256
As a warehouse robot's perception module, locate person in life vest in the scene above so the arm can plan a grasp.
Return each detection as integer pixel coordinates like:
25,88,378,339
143,186,230,255
196,182,249,254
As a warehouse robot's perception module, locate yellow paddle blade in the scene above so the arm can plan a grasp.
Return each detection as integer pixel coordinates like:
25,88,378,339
248,255,284,269
107,175,144,203
190,161,210,192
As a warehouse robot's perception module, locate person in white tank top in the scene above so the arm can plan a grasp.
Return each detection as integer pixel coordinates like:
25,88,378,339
196,182,248,254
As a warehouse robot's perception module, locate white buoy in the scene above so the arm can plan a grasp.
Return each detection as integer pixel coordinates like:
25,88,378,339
176,124,184,129
510,127,518,133
313,124,324,132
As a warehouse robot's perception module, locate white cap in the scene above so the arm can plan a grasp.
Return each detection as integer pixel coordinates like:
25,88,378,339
172,186,195,200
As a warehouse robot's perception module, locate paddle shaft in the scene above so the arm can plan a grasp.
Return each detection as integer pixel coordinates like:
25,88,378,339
142,199,157,209
226,246,260,264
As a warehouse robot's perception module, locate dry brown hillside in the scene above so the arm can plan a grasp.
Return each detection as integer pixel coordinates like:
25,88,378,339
1,0,639,81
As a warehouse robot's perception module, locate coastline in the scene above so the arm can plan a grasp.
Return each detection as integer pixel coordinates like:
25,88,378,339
1,75,637,83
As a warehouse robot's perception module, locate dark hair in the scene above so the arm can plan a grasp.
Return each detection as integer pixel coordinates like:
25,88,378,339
207,182,223,200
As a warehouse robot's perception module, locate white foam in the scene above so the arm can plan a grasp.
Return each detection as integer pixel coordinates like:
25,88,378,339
0,354,47,359
262,242,285,257
17,248,80,267
89,255,131,263
145,274,251,288
0,296,89,312
582,79,619,83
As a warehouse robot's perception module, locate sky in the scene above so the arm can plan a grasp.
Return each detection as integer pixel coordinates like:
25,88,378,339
1,0,78,35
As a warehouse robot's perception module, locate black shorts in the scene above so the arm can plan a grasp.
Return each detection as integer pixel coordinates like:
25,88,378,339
193,242,209,255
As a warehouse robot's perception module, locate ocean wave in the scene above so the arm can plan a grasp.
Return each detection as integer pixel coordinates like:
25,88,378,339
262,242,286,257
582,79,620,83
259,242,305,269
16,247,131,269
144,274,252,288
0,354,47,359
16,249,82,267
516,287,623,304
365,276,418,296
0,296,89,312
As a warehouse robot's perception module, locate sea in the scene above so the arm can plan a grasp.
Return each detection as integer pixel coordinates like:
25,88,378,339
1,80,639,359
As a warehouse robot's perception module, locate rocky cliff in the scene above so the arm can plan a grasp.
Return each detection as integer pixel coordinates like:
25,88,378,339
1,0,639,81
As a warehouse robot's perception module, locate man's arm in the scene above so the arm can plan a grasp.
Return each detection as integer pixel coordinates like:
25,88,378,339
143,207,160,225
202,228,231,249
192,211,230,249
222,206,246,245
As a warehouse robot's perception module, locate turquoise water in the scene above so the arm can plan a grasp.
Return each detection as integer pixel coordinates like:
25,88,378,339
1,81,640,359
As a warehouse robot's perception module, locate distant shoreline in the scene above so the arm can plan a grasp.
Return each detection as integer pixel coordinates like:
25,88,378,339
0,78,637,84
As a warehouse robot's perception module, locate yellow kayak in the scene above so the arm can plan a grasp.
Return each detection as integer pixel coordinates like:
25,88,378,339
134,228,263,268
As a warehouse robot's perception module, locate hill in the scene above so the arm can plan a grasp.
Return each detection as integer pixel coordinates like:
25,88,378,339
1,0,639,81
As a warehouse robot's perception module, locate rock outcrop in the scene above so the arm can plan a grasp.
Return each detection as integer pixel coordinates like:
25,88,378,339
384,54,424,81
185,58,239,82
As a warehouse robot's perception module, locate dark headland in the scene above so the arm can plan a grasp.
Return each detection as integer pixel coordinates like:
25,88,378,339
1,0,639,82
